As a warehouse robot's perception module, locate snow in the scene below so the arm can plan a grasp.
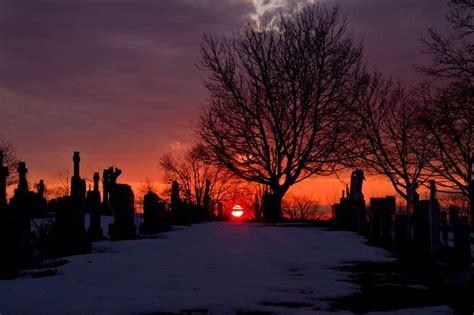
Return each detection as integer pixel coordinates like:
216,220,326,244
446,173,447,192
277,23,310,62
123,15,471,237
367,305,454,315
0,222,453,314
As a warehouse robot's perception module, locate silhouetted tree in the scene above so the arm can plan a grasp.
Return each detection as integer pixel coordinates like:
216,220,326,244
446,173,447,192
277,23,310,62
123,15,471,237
354,74,433,201
159,144,237,207
417,0,474,223
420,82,473,221
417,0,473,81
282,194,323,220
136,177,160,211
198,5,366,221
0,135,19,186
48,170,71,199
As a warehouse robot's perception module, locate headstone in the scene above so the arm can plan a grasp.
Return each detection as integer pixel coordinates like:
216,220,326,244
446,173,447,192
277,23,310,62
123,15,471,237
449,205,459,227
393,214,408,249
1,162,33,276
101,168,111,214
407,181,419,241
52,152,91,256
349,169,365,201
334,189,353,229
33,180,48,217
107,167,136,240
87,172,103,240
453,223,471,269
413,193,441,256
428,181,441,253
369,196,395,245
440,211,448,246
413,200,429,253
140,191,167,234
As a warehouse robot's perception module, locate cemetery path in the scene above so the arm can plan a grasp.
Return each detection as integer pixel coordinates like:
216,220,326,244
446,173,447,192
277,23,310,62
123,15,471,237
0,222,454,314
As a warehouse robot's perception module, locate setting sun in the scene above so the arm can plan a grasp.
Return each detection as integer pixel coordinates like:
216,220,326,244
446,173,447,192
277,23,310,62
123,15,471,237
231,204,244,218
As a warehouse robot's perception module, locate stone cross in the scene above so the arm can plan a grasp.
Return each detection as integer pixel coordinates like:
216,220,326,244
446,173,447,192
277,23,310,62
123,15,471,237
93,172,100,192
73,151,81,178
17,162,28,193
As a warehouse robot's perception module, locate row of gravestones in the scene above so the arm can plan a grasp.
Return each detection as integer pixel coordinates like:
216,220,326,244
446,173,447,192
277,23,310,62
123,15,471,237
0,151,185,277
334,169,472,270
0,151,217,278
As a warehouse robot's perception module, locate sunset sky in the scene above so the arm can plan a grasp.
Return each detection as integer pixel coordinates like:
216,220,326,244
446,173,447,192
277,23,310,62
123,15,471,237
1,0,447,202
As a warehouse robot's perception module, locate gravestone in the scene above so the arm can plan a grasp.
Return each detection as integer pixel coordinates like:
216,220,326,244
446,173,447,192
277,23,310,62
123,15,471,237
453,223,471,269
428,181,441,253
413,200,430,254
108,167,136,240
1,162,33,276
33,179,48,217
411,181,441,256
87,172,103,240
449,205,459,227
351,169,367,232
369,196,395,245
52,152,91,256
140,191,168,234
407,181,419,241
393,214,408,249
440,211,448,246
334,189,353,229
101,168,111,214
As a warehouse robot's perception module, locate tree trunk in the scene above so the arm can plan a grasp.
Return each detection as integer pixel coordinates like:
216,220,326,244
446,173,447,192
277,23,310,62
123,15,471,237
469,179,474,227
263,188,284,223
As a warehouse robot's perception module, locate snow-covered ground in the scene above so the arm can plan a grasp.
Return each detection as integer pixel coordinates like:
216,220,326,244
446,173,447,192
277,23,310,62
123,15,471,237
0,222,454,314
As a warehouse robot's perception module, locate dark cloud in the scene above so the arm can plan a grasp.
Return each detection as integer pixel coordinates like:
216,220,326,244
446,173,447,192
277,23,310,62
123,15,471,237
0,0,448,183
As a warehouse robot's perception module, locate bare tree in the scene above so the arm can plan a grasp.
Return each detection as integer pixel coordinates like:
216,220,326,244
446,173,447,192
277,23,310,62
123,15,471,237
198,5,366,221
419,82,473,219
135,178,160,212
159,144,237,207
354,74,433,201
0,135,19,186
47,170,71,199
417,0,474,222
282,194,322,220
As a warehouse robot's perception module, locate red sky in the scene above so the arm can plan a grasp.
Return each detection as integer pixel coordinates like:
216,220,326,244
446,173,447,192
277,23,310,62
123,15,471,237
0,0,447,201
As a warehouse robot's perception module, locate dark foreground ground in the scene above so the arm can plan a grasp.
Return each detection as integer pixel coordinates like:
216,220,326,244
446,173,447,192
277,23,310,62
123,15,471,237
0,222,471,314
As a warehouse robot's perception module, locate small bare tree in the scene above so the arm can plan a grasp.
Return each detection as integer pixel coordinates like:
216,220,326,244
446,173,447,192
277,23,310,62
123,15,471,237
198,5,367,221
47,170,71,199
0,135,19,186
159,144,236,207
282,194,322,220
